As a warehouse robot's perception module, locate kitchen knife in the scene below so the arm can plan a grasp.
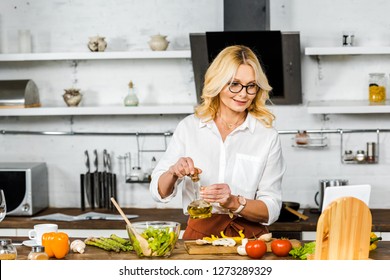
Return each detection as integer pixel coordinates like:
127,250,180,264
102,149,108,208
84,150,92,208
80,174,85,211
92,149,99,209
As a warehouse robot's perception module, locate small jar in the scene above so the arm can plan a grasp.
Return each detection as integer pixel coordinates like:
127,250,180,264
295,130,309,145
356,150,366,162
0,239,17,260
28,245,49,260
366,142,376,163
343,150,354,161
369,73,387,104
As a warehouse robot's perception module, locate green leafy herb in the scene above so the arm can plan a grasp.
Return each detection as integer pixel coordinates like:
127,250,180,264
289,241,316,260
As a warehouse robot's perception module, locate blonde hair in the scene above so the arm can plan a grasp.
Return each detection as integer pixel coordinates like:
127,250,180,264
194,45,275,127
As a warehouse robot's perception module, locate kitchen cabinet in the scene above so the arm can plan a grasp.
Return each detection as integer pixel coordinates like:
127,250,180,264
0,51,195,116
305,46,390,114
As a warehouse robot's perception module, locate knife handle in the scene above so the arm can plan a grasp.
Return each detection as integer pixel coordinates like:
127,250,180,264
90,173,95,209
80,174,85,211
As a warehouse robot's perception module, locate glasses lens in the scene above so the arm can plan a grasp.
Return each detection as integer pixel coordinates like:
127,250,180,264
246,84,259,95
229,83,242,93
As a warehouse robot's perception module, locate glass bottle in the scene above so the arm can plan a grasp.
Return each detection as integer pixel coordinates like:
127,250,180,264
124,80,139,106
0,239,17,260
369,73,387,104
28,245,49,260
187,171,212,219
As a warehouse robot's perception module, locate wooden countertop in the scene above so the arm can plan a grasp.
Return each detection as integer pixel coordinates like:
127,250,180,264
1,208,390,232
8,237,390,260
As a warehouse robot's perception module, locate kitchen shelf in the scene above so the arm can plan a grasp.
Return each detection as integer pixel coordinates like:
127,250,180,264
307,100,390,114
0,50,192,62
0,105,195,116
305,46,390,56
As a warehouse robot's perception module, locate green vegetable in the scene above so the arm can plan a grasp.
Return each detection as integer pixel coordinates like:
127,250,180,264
289,241,316,260
139,226,178,257
85,235,133,252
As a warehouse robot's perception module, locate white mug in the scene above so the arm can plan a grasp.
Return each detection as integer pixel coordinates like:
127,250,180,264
28,223,58,245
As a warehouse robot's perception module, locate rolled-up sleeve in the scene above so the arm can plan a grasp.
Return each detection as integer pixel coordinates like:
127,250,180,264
256,133,286,225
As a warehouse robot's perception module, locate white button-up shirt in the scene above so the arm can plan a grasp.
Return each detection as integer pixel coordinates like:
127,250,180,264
150,113,286,225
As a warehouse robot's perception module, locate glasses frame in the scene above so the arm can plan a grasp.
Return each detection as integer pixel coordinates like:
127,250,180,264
227,82,260,95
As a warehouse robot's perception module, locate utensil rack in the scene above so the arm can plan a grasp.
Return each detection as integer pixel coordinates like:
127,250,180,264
2,128,390,165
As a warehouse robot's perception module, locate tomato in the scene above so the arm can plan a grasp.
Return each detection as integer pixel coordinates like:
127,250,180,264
271,239,292,257
245,240,267,259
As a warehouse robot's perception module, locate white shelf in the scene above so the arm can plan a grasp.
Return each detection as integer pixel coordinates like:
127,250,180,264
0,105,195,116
0,50,191,62
307,100,390,114
305,46,390,56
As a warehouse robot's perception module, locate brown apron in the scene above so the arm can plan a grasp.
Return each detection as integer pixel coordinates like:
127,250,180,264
182,214,268,240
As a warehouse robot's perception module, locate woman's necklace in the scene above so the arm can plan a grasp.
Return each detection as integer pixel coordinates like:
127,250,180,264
217,113,246,130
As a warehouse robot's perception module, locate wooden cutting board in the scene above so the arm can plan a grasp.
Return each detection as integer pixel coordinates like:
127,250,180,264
314,196,372,260
184,241,238,255
184,239,302,255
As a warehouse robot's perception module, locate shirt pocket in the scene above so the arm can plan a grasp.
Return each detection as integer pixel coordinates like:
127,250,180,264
231,153,266,195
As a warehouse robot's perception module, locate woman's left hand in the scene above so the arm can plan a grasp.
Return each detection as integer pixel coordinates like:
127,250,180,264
200,183,232,205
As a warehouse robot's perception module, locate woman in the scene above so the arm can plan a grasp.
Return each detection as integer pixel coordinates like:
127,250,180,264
150,45,286,239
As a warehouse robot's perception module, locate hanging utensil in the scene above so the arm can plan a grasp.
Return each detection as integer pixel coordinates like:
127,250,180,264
110,197,151,256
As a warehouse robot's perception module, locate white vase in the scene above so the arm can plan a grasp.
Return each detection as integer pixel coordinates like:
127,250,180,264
148,34,169,51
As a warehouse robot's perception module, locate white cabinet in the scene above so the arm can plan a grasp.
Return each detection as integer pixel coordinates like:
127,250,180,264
0,51,195,116
305,47,390,114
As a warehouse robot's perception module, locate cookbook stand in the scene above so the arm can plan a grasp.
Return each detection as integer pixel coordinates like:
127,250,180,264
314,196,372,260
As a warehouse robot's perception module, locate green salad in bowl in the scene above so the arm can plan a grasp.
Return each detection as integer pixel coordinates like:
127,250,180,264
127,221,180,257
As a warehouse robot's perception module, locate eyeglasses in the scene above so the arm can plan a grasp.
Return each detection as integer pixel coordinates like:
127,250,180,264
228,82,259,95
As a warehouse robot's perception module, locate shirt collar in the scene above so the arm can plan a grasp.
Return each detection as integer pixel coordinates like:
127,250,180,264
198,113,257,133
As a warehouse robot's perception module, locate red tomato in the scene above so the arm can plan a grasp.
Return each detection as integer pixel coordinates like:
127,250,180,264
271,239,292,257
245,240,267,259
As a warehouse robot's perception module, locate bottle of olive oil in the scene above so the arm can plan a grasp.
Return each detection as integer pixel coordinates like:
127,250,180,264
187,171,212,219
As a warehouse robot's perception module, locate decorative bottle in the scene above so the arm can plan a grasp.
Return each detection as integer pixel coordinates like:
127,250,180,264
124,81,139,106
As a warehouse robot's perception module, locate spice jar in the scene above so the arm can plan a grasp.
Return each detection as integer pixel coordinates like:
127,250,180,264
369,73,387,104
295,130,309,145
356,150,366,162
0,239,17,260
28,245,49,260
343,150,354,162
366,142,376,163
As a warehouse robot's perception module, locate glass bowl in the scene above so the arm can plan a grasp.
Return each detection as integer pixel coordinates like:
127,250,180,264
126,221,180,258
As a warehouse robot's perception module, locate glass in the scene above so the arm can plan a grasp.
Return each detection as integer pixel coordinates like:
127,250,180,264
187,171,212,219
368,73,387,104
228,82,259,95
28,245,49,260
0,189,6,223
124,80,139,106
0,239,17,260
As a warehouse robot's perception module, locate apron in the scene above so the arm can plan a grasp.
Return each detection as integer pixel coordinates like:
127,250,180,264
182,214,268,240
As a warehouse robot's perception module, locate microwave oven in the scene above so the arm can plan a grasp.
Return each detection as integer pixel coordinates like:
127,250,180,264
0,162,48,216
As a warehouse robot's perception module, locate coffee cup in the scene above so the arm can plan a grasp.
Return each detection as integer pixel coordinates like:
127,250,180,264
28,224,58,245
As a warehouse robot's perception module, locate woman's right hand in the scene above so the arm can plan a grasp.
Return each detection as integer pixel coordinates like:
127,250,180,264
168,157,202,179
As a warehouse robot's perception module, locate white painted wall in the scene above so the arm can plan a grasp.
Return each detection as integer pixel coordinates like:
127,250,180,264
0,0,389,211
